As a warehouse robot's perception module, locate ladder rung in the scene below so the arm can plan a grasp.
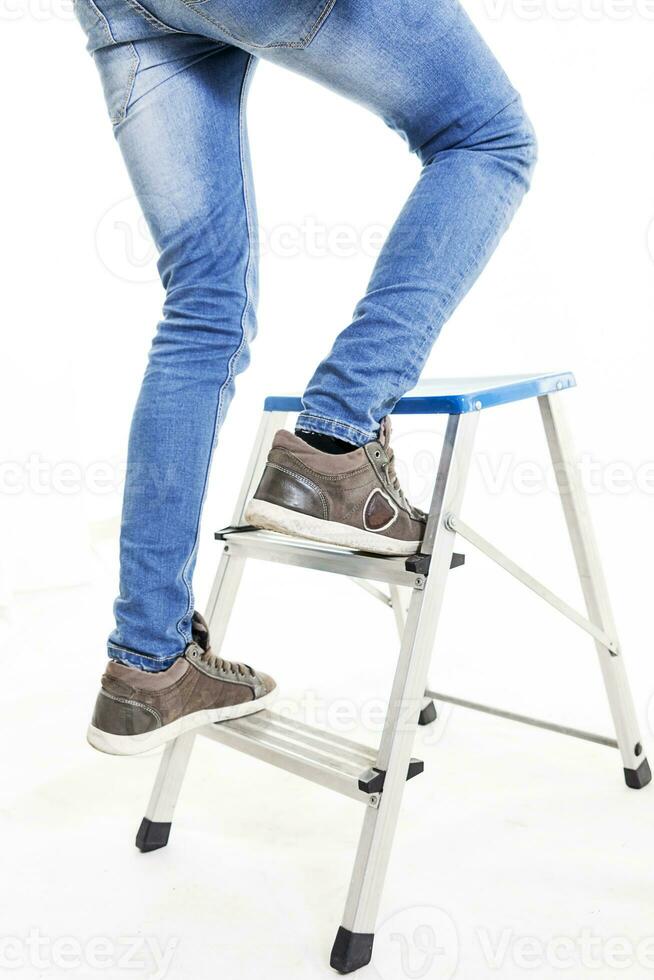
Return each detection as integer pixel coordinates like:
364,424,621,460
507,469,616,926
199,709,381,804
215,528,460,586
231,715,373,774
243,711,378,768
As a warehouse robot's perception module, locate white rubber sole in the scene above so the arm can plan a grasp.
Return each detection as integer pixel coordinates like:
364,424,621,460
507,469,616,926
244,499,421,557
87,686,277,757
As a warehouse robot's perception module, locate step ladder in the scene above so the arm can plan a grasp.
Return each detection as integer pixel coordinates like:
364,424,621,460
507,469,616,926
135,373,651,975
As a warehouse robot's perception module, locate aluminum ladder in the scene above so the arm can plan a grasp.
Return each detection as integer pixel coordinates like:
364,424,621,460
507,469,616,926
135,372,651,974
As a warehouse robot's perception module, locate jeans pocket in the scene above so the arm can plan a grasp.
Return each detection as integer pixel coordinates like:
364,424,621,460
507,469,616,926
177,0,337,48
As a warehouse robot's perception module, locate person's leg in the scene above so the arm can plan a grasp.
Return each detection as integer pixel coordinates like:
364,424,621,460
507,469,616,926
258,0,538,444
75,0,537,651
74,6,279,753
242,0,536,551
73,1,259,669
114,48,260,669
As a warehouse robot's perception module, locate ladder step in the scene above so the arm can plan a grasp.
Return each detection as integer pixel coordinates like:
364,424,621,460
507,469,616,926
199,709,420,805
215,527,463,586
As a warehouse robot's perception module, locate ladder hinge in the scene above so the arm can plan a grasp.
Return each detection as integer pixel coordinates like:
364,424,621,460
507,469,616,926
358,758,424,795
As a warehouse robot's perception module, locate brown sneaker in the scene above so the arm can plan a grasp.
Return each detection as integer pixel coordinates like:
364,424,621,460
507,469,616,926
244,417,426,556
87,612,276,756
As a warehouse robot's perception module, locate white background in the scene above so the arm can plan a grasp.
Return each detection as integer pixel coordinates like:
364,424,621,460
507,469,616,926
1,2,654,978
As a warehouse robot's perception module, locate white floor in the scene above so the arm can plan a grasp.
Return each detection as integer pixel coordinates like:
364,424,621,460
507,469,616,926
3,565,654,980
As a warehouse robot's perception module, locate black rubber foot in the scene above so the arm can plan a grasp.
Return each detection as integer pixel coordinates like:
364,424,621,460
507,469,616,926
330,927,374,974
624,758,652,790
418,700,437,727
136,818,171,852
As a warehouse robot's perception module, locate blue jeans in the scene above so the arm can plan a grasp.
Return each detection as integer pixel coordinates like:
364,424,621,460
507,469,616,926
74,0,537,670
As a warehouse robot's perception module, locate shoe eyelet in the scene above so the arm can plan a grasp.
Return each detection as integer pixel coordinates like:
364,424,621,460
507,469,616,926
374,450,381,459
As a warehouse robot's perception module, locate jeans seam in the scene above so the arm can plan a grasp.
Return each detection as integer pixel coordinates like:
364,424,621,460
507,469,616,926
119,45,231,120
175,53,256,648
172,0,335,49
296,412,376,442
117,42,140,125
84,0,115,43
123,0,183,33
108,651,181,670
302,0,337,44
108,641,182,662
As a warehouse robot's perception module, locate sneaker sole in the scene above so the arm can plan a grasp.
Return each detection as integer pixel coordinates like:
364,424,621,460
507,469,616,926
87,685,277,757
244,499,421,556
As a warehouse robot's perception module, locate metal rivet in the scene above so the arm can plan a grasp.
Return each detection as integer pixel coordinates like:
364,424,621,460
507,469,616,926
475,400,482,411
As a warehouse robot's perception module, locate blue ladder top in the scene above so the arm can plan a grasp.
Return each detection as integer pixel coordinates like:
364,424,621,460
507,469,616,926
264,372,576,416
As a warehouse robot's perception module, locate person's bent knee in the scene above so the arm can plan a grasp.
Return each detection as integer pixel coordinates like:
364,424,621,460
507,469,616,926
489,98,538,190
420,96,538,191
462,97,538,190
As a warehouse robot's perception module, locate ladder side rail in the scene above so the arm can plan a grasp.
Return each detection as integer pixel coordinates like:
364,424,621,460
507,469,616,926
336,412,479,951
538,393,648,783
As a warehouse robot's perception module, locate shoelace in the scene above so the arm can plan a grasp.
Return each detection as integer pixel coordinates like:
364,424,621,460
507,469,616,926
199,647,254,679
190,610,255,679
382,446,426,520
